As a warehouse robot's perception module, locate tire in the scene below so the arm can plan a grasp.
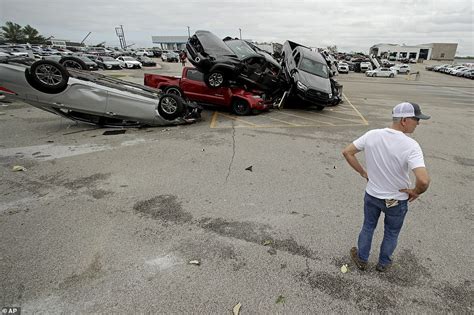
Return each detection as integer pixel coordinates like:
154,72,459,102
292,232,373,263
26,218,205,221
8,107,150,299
204,71,225,88
389,73,394,78
164,86,182,97
59,56,87,70
232,98,251,115
158,94,184,120
374,73,377,77
28,60,69,93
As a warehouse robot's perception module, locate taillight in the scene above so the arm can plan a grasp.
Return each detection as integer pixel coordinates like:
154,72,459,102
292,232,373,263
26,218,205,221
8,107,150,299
0,86,17,95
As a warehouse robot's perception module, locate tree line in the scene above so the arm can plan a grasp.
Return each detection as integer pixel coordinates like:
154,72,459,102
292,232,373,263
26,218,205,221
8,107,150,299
0,21,47,44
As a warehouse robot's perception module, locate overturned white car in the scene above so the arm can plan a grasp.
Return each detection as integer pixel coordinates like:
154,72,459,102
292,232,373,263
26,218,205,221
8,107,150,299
0,58,201,127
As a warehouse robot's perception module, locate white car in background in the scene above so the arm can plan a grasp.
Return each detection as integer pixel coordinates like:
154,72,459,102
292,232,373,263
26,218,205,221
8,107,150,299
365,68,396,78
116,56,142,69
134,49,153,57
360,61,372,72
390,64,410,74
337,62,349,73
448,66,468,75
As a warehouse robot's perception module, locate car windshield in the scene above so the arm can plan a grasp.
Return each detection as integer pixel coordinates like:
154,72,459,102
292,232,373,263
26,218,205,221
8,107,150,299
298,58,329,78
225,40,256,59
102,57,115,61
123,57,134,61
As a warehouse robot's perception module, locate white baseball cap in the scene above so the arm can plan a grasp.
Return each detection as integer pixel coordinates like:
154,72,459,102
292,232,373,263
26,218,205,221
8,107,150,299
392,102,430,120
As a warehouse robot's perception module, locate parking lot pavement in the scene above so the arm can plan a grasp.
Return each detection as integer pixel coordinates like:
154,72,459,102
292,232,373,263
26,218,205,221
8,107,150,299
209,96,368,129
0,63,473,313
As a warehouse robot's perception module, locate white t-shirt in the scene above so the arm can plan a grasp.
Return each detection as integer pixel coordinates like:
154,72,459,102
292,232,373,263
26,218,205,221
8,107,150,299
353,128,425,200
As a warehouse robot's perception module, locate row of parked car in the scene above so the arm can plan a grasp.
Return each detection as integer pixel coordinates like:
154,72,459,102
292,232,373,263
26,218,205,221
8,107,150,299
426,64,474,79
0,47,157,71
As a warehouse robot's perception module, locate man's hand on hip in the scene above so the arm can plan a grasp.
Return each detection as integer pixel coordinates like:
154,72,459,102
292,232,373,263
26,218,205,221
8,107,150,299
399,188,419,202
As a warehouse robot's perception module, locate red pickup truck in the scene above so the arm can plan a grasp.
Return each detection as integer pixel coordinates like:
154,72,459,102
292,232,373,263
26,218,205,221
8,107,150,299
144,67,272,115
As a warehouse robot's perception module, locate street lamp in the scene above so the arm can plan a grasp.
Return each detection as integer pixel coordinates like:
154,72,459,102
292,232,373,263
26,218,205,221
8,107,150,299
239,28,242,39
187,26,190,38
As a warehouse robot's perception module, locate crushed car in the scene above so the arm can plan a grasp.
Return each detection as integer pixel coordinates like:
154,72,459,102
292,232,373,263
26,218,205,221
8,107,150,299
186,30,287,96
0,57,201,127
144,66,273,115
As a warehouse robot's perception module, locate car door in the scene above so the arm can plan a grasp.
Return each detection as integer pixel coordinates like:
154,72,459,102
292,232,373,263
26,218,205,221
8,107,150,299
180,68,228,106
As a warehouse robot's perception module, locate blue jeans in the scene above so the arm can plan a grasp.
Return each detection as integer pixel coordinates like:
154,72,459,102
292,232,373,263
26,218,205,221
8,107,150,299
357,192,409,266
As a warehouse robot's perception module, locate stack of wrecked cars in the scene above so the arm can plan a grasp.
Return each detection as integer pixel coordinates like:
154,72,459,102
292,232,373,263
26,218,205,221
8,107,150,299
172,30,342,114
0,56,201,127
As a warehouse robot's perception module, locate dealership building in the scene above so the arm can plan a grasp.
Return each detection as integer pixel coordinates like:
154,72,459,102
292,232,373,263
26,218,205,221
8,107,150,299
151,36,188,51
369,43,458,61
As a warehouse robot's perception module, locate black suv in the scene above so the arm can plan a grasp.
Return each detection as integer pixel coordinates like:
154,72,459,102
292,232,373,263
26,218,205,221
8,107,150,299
281,41,341,108
186,30,285,94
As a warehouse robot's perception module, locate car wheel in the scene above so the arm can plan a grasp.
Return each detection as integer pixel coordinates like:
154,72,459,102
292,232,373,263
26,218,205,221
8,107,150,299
164,86,182,97
406,70,410,74
158,94,184,120
373,73,377,77
389,73,394,78
232,98,251,116
59,56,87,70
27,60,69,93
204,71,226,88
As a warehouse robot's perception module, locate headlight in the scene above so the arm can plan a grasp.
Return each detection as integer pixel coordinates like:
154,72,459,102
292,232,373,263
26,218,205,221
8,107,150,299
296,81,308,91
106,65,112,69
329,93,333,98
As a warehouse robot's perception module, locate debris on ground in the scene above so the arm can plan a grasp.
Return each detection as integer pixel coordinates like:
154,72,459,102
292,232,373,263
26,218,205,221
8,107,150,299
12,165,27,172
0,112,5,115
233,302,242,315
341,264,349,273
46,140,54,143
103,129,127,135
276,295,285,304
333,165,337,169
245,165,253,172
161,128,171,132
188,260,200,266
262,240,273,246
201,148,205,152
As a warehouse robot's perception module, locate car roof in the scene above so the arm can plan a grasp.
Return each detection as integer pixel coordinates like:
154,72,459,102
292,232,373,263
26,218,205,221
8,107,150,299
298,48,326,64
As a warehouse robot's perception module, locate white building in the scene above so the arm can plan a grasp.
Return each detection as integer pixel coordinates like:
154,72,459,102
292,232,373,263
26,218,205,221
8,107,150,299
369,43,458,61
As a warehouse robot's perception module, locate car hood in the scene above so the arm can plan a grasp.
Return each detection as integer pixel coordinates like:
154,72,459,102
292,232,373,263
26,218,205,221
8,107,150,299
297,70,331,93
195,30,237,58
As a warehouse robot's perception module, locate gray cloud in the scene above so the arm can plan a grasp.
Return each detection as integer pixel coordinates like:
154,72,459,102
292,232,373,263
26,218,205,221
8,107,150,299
1,0,472,55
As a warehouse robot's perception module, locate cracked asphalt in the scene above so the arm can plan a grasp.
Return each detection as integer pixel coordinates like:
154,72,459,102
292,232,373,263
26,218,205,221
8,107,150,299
0,60,473,313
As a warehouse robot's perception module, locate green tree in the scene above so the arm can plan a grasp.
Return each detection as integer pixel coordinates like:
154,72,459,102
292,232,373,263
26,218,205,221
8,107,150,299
1,21,25,43
22,25,46,44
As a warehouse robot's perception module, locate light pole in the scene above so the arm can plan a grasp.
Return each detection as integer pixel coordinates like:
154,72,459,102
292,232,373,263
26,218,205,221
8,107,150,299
187,26,190,38
239,28,242,39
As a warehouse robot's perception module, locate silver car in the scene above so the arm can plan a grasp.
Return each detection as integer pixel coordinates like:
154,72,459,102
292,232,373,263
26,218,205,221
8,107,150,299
0,58,201,127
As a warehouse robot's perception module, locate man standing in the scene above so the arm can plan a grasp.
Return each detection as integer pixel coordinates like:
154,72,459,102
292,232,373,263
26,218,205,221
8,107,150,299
342,102,431,272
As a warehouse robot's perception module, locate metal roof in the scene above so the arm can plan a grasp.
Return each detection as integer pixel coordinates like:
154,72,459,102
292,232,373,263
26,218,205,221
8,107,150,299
152,36,188,44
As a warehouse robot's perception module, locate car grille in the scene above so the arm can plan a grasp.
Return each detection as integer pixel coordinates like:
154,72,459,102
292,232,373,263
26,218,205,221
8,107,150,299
306,89,330,102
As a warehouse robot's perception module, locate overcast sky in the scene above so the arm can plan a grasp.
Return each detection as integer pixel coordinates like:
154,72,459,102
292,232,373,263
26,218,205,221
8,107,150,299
1,0,473,55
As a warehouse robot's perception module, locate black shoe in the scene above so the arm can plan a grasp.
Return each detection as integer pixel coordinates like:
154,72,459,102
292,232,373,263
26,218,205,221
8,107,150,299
376,263,392,272
350,247,367,271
